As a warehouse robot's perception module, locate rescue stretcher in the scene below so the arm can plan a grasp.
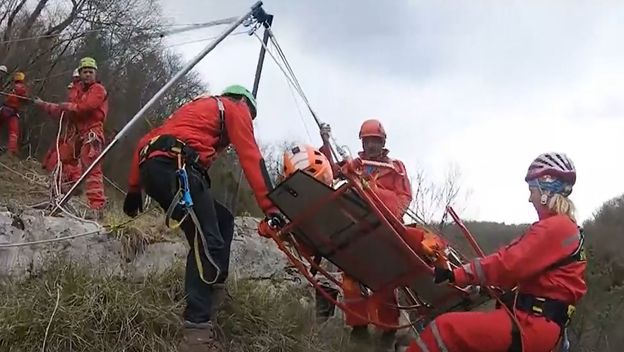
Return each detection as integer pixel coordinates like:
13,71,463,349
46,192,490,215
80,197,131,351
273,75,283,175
266,166,494,329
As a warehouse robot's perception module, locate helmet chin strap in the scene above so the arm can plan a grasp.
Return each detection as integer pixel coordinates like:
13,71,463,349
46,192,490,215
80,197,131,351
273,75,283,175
530,179,550,205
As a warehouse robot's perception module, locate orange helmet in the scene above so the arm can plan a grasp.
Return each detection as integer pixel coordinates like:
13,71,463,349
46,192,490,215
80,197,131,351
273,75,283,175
359,119,386,139
282,143,333,185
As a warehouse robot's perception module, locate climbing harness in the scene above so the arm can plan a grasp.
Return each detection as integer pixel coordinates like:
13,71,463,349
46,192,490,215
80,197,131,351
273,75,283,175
139,134,220,285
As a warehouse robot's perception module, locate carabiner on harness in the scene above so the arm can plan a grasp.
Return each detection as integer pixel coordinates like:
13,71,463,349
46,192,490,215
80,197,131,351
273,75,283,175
165,155,221,285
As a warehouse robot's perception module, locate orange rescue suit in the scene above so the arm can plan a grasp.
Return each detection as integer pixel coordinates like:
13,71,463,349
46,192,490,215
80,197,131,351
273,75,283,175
327,147,413,331
407,214,587,352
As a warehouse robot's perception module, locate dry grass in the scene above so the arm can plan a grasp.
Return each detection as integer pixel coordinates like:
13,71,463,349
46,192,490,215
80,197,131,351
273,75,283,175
0,261,381,352
0,261,185,352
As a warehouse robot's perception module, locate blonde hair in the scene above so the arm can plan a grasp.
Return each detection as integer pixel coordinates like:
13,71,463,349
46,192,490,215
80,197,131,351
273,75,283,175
548,193,576,222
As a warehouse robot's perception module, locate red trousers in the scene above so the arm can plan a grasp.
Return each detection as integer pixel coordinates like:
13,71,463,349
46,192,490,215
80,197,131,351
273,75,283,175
407,308,561,352
42,140,82,186
342,273,400,331
79,131,106,210
0,106,19,154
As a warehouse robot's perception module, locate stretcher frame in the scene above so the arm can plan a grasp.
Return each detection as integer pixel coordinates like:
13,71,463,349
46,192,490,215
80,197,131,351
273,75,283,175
267,168,493,330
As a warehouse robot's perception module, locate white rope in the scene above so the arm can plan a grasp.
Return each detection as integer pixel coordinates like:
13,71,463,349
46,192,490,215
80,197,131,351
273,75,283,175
0,228,105,248
51,112,65,198
41,286,61,352
252,28,350,161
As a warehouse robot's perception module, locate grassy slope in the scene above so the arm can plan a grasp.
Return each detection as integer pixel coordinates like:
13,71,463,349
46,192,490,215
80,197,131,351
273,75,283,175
0,262,374,352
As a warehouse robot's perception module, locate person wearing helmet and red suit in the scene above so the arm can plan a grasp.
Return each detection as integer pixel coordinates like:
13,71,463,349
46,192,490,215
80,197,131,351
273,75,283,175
0,71,28,155
41,69,83,190
319,119,413,347
122,85,280,351
406,152,586,352
35,57,108,219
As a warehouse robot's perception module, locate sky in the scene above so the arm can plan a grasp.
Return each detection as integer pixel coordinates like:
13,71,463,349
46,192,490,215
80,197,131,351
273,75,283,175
159,0,624,225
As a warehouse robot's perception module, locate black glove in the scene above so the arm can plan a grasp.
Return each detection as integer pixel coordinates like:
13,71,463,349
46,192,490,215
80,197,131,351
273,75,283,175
266,211,286,228
433,266,455,284
123,191,143,218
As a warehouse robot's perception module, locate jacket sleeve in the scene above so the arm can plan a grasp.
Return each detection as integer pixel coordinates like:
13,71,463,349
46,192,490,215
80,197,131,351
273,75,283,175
225,102,274,213
453,217,580,289
393,160,413,216
63,84,107,117
37,102,63,119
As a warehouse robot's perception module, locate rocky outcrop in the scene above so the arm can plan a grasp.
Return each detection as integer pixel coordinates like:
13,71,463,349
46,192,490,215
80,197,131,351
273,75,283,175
0,208,298,283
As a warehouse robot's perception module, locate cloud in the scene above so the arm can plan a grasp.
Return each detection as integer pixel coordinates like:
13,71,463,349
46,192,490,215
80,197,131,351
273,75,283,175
159,0,624,224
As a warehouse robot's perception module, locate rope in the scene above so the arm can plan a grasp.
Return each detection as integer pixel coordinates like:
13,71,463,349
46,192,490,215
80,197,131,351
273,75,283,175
0,207,150,249
0,227,104,248
0,17,238,45
252,28,349,162
0,160,48,187
29,28,249,83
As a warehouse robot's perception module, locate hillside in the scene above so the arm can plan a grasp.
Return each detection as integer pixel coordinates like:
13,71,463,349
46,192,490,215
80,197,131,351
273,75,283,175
2,153,621,351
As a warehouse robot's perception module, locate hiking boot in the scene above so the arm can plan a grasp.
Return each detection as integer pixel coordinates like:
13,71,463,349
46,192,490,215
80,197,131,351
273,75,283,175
178,320,222,352
350,325,371,344
209,283,227,319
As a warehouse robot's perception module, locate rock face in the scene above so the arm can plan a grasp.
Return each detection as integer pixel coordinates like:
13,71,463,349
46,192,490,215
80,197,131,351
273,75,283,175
0,209,297,283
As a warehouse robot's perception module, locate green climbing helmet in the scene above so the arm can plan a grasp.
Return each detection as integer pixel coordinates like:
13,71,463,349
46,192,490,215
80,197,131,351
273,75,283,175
78,57,98,71
221,84,257,118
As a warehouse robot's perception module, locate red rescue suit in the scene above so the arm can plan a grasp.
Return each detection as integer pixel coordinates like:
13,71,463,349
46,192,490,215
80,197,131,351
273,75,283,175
37,81,108,210
407,214,587,352
0,81,28,154
127,96,273,213
320,144,413,331
42,79,82,186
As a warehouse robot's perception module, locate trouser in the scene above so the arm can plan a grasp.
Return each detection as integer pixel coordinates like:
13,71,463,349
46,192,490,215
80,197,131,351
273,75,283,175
42,140,81,185
139,156,235,324
0,106,19,154
342,273,400,332
407,308,561,352
78,130,105,209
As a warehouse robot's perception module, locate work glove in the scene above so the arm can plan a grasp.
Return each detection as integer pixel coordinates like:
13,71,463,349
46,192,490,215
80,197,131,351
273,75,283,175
123,191,144,218
320,123,332,141
337,157,362,177
433,266,455,284
257,210,286,239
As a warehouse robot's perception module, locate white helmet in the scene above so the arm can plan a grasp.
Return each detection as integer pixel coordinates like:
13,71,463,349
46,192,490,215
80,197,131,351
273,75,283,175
0,65,7,74
525,152,576,185
72,68,80,78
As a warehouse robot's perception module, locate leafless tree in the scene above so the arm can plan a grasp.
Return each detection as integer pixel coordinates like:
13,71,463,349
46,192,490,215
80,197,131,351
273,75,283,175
408,162,471,227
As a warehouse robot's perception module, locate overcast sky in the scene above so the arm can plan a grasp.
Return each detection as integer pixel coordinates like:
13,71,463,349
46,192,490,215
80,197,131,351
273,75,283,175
159,0,624,225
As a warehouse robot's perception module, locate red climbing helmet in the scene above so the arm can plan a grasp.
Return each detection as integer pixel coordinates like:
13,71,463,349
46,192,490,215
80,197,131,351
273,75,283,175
359,119,386,139
525,152,576,185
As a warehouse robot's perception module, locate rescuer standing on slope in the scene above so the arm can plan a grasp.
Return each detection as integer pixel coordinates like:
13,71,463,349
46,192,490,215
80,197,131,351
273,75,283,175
122,85,281,352
35,57,109,220
0,71,28,155
319,119,413,348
